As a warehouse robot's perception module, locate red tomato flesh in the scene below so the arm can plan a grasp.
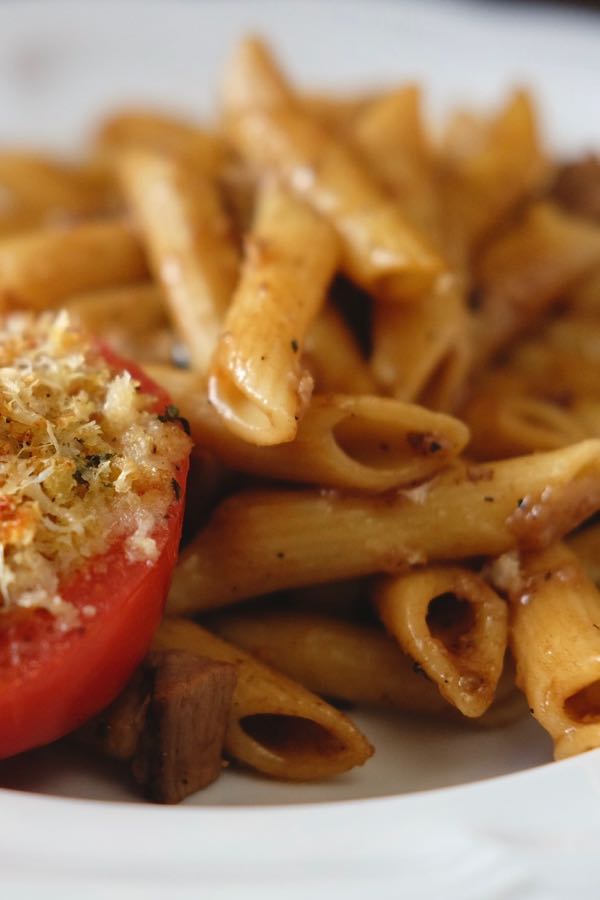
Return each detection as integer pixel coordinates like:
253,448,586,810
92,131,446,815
0,351,190,759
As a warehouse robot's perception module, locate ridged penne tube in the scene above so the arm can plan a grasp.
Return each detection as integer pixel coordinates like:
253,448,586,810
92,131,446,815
567,523,600,586
66,283,173,364
220,36,295,113
472,203,600,369
222,41,443,302
153,617,373,781
350,86,440,238
209,183,338,445
145,368,469,491
0,152,118,218
226,107,443,301
510,338,600,404
542,314,600,365
96,108,224,174
300,92,372,132
373,566,508,717
371,276,471,411
439,90,549,259
463,377,587,460
497,543,600,760
209,610,451,715
304,305,377,395
0,219,147,310
167,440,600,613
118,148,239,373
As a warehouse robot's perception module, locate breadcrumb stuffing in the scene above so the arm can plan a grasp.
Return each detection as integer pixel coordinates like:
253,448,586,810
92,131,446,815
0,312,190,624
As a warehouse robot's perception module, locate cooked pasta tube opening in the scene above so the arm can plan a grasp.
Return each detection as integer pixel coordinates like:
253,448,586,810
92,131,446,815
208,369,278,438
426,592,477,652
564,681,600,724
332,415,459,472
239,714,347,759
374,566,508,717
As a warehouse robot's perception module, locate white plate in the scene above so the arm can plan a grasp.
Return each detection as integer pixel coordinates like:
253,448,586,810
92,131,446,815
1,0,600,896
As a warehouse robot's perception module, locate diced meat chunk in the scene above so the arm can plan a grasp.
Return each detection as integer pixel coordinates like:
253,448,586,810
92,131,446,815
132,649,236,804
76,649,236,803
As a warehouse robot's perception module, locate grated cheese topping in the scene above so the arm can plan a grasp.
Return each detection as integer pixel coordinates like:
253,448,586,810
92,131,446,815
0,311,190,626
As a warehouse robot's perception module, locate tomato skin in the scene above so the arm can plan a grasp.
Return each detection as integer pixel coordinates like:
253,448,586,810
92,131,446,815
0,354,190,759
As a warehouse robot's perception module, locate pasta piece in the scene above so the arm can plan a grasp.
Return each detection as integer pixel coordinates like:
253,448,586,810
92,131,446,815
568,266,600,317
493,543,600,759
462,373,587,460
285,579,367,619
304,305,376,395
222,39,443,301
371,275,471,411
509,337,600,405
146,367,469,491
0,209,42,240
373,566,508,717
210,610,451,715
66,283,173,364
472,203,600,369
0,219,147,310
220,35,295,112
301,92,372,133
549,155,600,224
439,89,549,260
118,148,239,372
0,152,118,219
153,617,373,781
350,85,440,239
566,523,600,586
95,108,224,174
167,439,600,613
209,182,338,445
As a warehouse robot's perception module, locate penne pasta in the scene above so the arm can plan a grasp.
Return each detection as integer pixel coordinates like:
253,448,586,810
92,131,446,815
472,202,600,369
566,523,600,587
304,304,377,395
220,35,295,113
371,274,471,410
209,182,338,445
66,283,173,364
6,36,600,793
0,218,147,310
0,152,118,219
438,89,549,261
167,440,600,613
222,39,443,302
350,85,440,239
95,108,225,174
462,374,588,460
494,543,600,759
153,617,373,781
373,565,508,717
209,609,452,715
300,92,372,133
145,367,469,491
118,148,239,372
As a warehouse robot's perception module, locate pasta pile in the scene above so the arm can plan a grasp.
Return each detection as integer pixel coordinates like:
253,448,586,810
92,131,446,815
3,36,600,785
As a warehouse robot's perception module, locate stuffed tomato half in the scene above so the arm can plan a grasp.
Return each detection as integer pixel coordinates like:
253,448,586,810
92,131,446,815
0,312,191,758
